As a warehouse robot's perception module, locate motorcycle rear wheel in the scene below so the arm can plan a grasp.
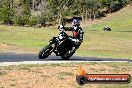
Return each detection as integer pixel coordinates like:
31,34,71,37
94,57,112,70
61,52,74,60
38,45,53,59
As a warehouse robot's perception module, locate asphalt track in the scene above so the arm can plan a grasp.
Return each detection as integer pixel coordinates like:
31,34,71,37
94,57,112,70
0,53,131,63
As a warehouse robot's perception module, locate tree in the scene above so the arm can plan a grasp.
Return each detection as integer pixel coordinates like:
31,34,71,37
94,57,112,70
13,0,31,26
0,0,14,25
0,0,131,26
37,0,54,21
48,0,74,24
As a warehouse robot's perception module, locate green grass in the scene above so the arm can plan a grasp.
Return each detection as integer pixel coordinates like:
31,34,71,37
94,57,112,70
76,30,132,59
0,6,132,59
0,25,131,59
0,25,59,51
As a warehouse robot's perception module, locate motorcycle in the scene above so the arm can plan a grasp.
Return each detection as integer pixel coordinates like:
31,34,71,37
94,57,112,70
103,26,111,31
38,27,75,60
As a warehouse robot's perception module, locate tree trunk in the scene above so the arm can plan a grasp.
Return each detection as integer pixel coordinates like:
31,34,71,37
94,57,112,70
81,14,84,22
58,12,62,24
11,0,13,11
32,0,35,11
81,10,85,22
85,10,88,21
59,15,62,24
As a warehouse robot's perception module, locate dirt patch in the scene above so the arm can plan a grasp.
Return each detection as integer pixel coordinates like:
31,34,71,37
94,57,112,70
0,43,35,54
0,43,17,49
0,43,23,53
0,63,131,88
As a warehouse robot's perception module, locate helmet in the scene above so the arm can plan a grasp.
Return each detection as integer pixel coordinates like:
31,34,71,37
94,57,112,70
105,26,109,28
72,19,80,26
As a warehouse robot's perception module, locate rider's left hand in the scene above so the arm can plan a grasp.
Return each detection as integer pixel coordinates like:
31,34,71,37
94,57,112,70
58,25,64,30
72,39,79,43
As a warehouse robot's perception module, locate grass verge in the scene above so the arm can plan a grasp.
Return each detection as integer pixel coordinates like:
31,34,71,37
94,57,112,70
0,62,132,88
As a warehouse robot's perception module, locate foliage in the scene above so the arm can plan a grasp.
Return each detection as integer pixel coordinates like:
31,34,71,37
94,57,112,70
29,16,38,27
0,0,14,25
0,0,131,26
13,15,29,26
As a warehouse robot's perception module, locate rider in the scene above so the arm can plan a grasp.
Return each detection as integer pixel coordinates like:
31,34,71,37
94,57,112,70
59,19,84,54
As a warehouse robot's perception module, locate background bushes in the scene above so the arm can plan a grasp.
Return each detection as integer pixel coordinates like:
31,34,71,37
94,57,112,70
0,0,131,27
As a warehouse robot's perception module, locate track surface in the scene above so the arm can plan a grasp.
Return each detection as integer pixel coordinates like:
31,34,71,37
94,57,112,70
0,53,131,62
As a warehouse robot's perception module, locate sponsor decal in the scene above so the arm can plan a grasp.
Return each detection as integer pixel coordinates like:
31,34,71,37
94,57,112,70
76,65,131,85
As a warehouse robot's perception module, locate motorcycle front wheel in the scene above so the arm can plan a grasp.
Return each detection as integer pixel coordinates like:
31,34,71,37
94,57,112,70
38,45,53,59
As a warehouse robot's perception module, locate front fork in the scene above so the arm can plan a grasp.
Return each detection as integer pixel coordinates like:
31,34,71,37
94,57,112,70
49,37,65,56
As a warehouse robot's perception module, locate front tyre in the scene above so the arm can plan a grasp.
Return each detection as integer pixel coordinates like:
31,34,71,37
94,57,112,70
38,45,53,59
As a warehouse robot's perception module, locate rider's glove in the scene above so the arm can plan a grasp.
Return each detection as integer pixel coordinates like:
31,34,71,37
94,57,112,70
59,34,63,40
59,25,63,29
58,25,64,31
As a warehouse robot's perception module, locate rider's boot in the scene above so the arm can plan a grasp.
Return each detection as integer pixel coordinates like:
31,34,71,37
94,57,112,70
54,50,60,56
68,47,76,54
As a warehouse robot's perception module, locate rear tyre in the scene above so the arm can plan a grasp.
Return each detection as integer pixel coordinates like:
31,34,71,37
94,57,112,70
61,52,75,60
38,45,53,59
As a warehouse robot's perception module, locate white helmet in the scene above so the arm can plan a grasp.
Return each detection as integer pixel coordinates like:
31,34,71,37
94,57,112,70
72,19,80,26
106,26,109,28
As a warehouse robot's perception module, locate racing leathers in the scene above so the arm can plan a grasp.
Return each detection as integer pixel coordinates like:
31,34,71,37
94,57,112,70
63,25,84,53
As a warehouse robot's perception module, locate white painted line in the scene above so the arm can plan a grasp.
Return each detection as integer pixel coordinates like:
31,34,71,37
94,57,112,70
0,61,128,66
